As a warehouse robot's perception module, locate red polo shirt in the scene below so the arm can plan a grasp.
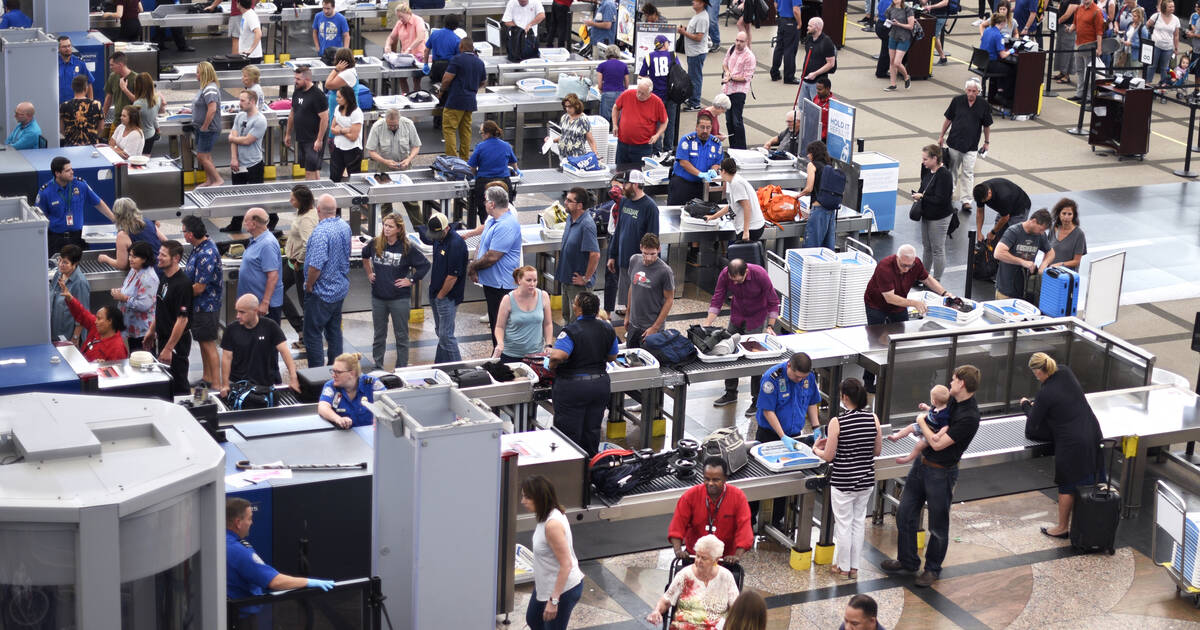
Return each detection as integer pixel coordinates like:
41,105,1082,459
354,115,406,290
668,484,754,556
864,254,929,313
614,90,667,145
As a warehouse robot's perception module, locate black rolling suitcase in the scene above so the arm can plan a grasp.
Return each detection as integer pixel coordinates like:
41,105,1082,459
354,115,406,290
726,240,765,267
1069,439,1120,555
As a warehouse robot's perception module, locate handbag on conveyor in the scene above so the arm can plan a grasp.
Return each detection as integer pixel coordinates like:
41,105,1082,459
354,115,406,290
701,426,749,473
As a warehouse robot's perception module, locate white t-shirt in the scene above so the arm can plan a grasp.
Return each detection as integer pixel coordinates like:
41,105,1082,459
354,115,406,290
727,173,765,232
239,9,263,58
112,124,145,157
1150,12,1181,50
502,0,545,34
332,107,363,150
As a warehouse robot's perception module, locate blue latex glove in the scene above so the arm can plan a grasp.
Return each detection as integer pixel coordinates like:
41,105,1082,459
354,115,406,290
780,435,800,451
422,62,431,75
542,355,552,370
307,579,335,591
514,168,524,177
705,169,719,181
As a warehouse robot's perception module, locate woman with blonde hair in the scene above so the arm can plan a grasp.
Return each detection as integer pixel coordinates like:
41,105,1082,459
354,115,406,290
494,265,553,363
192,61,224,187
363,212,430,369
98,197,166,271
1020,352,1104,539
317,352,385,429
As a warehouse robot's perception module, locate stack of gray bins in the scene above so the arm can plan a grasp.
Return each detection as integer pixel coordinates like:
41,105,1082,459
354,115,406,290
371,384,503,629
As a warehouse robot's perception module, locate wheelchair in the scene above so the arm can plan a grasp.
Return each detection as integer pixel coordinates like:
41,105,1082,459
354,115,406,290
658,555,747,630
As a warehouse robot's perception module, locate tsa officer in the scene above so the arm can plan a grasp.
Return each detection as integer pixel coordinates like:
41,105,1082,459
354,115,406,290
666,115,724,205
317,352,385,429
35,156,115,257
752,351,821,526
226,497,335,619
58,36,95,102
548,291,618,456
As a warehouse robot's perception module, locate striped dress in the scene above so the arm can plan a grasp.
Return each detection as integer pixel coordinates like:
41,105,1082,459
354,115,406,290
830,409,878,493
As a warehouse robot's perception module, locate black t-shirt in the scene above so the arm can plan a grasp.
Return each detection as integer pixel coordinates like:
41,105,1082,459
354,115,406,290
943,94,994,153
923,395,980,467
980,178,1031,218
291,84,329,144
802,34,836,83
221,316,287,386
1058,0,1080,26
155,268,193,341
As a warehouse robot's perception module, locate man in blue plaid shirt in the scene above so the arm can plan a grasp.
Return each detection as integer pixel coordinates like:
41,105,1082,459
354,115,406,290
303,194,352,366
182,215,223,387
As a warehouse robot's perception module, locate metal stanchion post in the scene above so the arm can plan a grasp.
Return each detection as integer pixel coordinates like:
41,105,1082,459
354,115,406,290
1067,53,1092,136
1044,31,1059,97
1174,103,1199,178
965,230,975,300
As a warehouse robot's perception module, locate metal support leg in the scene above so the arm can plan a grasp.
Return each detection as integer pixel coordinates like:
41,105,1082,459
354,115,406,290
668,382,688,445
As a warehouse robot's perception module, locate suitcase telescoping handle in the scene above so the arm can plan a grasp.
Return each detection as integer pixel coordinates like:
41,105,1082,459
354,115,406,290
1098,438,1120,492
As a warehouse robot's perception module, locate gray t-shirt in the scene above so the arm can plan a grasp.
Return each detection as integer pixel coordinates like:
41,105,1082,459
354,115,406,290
627,254,675,329
1048,226,1087,265
886,5,915,42
727,174,765,232
996,223,1051,298
685,11,710,56
232,111,267,167
133,96,161,137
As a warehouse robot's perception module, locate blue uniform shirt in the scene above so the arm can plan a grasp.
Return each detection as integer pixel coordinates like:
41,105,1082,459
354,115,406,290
672,132,723,182
468,136,518,178
777,0,797,20
59,55,94,104
755,362,820,436
320,375,384,427
226,529,279,602
980,26,1006,60
312,11,350,54
36,177,102,233
6,119,42,149
185,238,223,313
238,231,285,308
305,217,352,302
0,9,31,28
426,27,462,61
477,210,523,290
553,316,620,355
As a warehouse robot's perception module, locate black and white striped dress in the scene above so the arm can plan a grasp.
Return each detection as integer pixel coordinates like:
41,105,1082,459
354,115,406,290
830,409,878,493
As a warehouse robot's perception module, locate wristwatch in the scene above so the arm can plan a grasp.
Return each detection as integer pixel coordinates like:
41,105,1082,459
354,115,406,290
549,597,560,606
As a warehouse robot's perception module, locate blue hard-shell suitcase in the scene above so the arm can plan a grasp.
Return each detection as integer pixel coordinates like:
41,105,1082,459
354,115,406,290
1039,267,1079,317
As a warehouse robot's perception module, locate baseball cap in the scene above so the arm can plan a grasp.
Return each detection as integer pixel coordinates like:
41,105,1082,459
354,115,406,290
617,170,646,185
427,212,450,234
655,35,668,46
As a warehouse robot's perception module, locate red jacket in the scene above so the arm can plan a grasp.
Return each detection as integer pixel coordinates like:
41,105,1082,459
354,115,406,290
67,295,129,362
668,484,754,556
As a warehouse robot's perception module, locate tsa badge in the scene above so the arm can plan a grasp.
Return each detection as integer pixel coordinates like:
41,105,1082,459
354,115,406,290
762,380,774,394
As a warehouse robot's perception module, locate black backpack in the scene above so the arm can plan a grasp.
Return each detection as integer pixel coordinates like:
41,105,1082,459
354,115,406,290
641,329,698,368
973,238,998,281
667,55,692,104
813,163,846,210
503,25,539,62
227,381,275,410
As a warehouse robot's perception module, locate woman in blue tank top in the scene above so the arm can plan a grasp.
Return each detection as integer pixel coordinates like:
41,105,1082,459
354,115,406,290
494,265,554,363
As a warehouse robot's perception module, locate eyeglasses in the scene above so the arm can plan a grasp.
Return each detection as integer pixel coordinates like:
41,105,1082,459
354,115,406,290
330,368,351,375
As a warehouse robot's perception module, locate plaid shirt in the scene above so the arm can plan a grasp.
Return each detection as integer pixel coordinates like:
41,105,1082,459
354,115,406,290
305,216,352,302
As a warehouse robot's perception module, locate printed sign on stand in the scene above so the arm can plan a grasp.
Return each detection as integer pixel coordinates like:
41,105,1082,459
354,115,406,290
633,21,676,72
826,99,856,163
618,0,637,46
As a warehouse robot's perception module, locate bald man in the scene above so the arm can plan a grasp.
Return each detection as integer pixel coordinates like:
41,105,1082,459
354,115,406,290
764,110,802,155
220,294,300,400
6,102,42,149
861,244,952,392
800,18,836,103
237,207,285,323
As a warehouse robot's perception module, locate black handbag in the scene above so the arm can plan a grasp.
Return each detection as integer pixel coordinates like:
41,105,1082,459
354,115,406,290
684,198,720,219
908,199,924,221
449,367,492,388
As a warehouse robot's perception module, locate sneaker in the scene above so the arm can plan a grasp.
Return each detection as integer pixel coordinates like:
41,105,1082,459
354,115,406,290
884,85,897,91
770,72,781,81
904,78,911,89
914,570,939,587
478,313,489,323
708,42,721,53
783,78,800,84
937,57,948,65
1067,95,1083,102
743,404,757,417
682,103,701,111
713,392,739,407
880,559,914,573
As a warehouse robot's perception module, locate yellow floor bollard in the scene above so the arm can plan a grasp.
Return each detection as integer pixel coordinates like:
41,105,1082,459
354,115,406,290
279,53,291,63
605,421,626,439
292,164,306,179
263,165,277,180
916,529,927,549
814,543,835,566
409,309,424,324
789,548,812,571
263,54,275,64
651,418,665,437
550,294,562,311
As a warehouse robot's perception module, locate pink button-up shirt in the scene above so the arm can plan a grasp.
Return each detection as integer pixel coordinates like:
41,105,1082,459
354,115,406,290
722,46,756,96
388,14,427,57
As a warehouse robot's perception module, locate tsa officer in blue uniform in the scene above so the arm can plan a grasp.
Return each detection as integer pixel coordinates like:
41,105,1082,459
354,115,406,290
317,352,385,429
58,36,95,102
667,114,724,205
0,1,32,29
752,351,821,526
548,291,618,456
35,156,115,257
226,498,335,622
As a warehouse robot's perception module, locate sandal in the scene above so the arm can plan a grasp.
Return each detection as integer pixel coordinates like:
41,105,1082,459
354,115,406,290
847,569,858,579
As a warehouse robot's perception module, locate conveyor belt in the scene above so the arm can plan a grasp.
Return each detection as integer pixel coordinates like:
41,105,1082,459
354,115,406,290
186,182,354,207
624,457,795,498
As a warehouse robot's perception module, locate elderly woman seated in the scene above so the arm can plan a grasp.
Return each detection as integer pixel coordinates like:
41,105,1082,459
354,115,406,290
646,534,741,629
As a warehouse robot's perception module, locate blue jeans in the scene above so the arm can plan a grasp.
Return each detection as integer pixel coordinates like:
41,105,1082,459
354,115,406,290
431,296,461,363
896,458,959,575
686,53,706,107
526,582,584,630
599,90,621,123
371,296,411,369
805,205,836,250
799,80,817,103
615,141,653,166
707,0,721,47
303,293,344,367
1147,47,1173,84
659,98,679,153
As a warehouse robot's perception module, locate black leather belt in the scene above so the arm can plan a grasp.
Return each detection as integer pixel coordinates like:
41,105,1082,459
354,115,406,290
558,373,605,380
